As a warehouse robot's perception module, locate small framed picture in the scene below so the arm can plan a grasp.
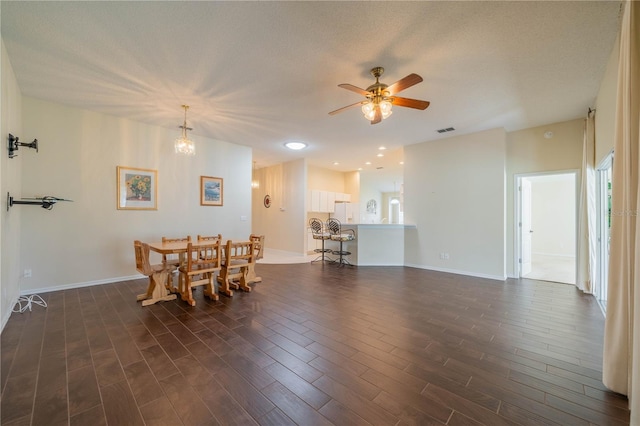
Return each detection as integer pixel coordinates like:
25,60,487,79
200,176,223,206
117,166,157,210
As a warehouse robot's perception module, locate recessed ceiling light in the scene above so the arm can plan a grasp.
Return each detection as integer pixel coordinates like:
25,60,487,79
378,146,386,150
365,161,371,165
357,167,362,171
284,141,307,150
399,161,404,165
377,153,384,157
333,161,339,165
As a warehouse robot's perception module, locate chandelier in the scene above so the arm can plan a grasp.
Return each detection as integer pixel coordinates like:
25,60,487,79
175,105,195,155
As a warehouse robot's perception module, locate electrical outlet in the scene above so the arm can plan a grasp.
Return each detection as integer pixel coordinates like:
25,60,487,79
24,269,32,278
444,253,450,260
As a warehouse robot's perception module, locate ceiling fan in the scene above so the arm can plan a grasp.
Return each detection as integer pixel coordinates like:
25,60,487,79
329,66,430,125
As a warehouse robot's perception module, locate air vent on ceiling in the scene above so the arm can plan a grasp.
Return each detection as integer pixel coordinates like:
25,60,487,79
436,127,455,133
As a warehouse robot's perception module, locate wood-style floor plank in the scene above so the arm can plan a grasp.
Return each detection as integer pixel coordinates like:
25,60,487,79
0,263,629,425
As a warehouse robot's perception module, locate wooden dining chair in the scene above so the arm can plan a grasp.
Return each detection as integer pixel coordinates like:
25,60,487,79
197,234,222,242
162,235,192,266
246,234,264,284
197,234,222,258
162,235,191,290
134,240,177,306
178,241,221,306
217,240,256,297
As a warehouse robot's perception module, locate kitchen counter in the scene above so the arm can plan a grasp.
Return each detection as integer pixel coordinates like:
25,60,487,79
329,223,416,266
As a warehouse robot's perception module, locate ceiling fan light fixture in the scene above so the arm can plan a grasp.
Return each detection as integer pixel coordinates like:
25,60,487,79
379,100,393,119
362,102,376,120
331,66,427,124
361,98,393,122
175,105,195,156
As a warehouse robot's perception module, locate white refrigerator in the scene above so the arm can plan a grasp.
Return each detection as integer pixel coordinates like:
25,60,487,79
333,202,360,223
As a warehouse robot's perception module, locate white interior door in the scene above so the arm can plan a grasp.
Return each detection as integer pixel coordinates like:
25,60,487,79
521,178,533,276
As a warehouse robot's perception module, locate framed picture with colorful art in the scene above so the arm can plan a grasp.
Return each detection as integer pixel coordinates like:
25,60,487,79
200,176,223,206
116,166,157,210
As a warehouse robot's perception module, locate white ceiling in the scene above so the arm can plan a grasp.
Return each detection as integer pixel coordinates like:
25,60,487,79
1,1,622,174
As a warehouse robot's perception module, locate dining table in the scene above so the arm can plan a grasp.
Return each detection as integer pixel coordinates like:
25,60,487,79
142,239,213,304
141,237,260,306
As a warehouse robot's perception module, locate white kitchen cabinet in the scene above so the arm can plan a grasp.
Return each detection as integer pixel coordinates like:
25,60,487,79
308,190,348,212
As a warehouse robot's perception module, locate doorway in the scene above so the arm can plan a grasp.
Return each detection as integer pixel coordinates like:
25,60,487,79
516,171,578,284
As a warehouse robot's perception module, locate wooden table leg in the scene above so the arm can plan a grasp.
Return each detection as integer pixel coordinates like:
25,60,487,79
165,253,185,294
237,268,252,292
246,264,261,284
137,270,177,306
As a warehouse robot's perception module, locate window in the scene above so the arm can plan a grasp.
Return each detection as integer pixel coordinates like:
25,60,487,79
595,152,613,313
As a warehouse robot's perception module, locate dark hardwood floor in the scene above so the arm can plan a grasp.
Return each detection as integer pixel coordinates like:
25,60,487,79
0,263,630,425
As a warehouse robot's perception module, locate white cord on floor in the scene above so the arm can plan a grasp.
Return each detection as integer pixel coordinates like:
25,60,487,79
12,294,47,313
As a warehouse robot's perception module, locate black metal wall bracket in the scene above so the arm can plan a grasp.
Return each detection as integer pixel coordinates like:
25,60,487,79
8,134,38,158
7,192,72,211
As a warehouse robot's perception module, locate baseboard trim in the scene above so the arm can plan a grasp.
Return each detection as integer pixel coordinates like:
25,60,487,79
404,263,506,281
19,274,144,296
1,295,19,332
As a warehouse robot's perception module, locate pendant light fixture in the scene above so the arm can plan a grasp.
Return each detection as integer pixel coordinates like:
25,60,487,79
390,181,400,204
175,105,195,155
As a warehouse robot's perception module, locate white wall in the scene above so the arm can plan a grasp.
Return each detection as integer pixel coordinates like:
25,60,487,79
358,185,381,224
18,97,252,293
1,40,23,329
404,128,506,280
358,168,402,224
595,33,619,164
307,165,345,192
530,176,576,257
344,171,359,204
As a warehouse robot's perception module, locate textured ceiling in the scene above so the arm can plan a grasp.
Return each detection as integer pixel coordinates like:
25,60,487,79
1,1,622,174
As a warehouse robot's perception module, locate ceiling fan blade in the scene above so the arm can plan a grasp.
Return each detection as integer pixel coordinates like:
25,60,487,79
338,83,371,97
386,74,423,95
371,107,382,125
392,96,430,110
328,101,364,116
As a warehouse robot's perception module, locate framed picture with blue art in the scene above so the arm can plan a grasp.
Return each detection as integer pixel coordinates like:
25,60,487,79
200,176,223,206
117,166,157,210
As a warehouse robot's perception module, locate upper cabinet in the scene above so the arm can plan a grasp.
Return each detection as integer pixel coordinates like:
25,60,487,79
308,190,351,212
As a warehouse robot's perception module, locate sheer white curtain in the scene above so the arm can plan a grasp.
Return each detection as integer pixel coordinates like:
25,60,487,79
602,1,640,423
577,111,596,293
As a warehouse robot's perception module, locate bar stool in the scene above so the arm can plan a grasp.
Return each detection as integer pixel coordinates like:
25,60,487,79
309,218,333,263
326,218,355,266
